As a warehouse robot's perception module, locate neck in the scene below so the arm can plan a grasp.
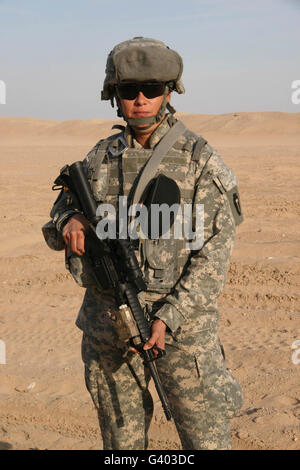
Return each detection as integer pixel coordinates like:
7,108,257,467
131,118,164,149
133,131,152,149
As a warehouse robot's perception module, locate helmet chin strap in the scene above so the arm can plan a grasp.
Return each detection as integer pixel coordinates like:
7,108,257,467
116,86,176,130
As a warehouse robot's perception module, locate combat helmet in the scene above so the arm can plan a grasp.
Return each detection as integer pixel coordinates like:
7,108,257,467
101,37,185,128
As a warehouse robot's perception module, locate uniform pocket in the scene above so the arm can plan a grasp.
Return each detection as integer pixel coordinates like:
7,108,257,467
195,342,243,419
81,334,101,409
89,150,110,202
143,238,181,290
145,239,178,268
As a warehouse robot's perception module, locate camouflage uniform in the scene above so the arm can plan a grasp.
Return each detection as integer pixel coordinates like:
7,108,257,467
45,114,243,450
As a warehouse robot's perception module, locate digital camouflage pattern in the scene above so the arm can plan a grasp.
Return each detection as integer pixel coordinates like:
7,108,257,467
101,37,185,102
41,220,65,251
45,115,243,450
79,291,153,450
78,289,242,450
101,37,185,128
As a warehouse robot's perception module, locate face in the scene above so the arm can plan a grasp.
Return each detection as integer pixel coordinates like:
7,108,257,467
117,83,170,134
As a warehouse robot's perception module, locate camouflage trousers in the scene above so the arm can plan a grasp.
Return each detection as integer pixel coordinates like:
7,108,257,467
79,292,243,450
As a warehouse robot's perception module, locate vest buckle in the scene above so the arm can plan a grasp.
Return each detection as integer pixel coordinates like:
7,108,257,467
108,135,129,157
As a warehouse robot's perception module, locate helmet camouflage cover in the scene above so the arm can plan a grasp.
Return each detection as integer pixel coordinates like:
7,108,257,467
101,37,185,128
101,37,185,102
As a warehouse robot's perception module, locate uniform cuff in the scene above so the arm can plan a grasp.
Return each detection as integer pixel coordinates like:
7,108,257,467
55,210,81,232
154,302,184,333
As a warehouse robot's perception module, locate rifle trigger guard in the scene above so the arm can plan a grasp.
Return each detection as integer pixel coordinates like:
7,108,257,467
143,346,166,364
155,347,166,359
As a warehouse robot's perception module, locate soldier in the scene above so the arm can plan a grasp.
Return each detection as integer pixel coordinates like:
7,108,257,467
43,37,243,450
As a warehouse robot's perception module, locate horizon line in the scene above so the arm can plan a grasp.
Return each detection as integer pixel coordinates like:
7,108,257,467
1,110,300,122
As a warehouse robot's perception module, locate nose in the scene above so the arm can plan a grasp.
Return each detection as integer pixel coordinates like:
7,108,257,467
134,91,147,104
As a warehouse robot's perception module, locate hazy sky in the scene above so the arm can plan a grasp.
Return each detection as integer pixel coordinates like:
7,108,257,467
0,0,299,120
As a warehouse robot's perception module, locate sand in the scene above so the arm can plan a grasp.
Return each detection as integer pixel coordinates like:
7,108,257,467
0,112,299,450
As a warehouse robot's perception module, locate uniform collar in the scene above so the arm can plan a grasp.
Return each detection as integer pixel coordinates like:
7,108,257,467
124,114,176,150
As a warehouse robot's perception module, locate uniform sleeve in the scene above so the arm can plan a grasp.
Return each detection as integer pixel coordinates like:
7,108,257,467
50,187,83,232
49,140,107,233
155,170,236,332
41,187,83,251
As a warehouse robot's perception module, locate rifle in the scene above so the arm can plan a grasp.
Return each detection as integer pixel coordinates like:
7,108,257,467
54,161,173,421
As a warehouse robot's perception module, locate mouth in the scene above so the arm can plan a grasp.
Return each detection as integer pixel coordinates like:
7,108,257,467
133,112,150,117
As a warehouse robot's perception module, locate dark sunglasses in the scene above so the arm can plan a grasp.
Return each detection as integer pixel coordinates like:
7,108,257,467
116,82,166,100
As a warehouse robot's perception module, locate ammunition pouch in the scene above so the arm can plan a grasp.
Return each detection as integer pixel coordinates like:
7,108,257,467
142,238,184,293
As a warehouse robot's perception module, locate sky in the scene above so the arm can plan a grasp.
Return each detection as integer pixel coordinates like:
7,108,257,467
0,0,299,120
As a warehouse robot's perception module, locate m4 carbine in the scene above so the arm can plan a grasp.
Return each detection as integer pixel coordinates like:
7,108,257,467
54,161,172,421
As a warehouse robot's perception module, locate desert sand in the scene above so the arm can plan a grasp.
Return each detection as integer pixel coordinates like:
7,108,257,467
0,111,299,450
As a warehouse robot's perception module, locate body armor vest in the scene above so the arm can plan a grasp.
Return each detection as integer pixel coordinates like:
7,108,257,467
82,118,242,294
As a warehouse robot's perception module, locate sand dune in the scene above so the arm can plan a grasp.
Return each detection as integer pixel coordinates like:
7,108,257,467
0,112,299,450
1,112,299,143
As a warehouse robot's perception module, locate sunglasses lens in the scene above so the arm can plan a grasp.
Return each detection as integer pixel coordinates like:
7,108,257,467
117,83,165,100
141,83,166,99
117,84,139,100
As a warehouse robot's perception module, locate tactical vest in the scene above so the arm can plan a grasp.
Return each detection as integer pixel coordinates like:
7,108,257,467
83,118,242,294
